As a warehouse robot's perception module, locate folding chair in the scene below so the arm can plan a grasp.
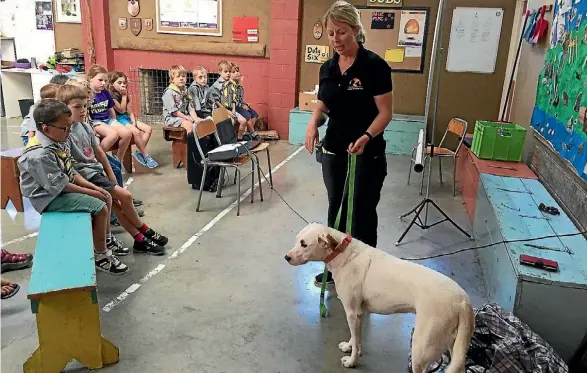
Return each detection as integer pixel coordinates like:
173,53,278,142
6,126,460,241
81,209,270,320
213,106,273,188
193,119,262,216
408,117,468,196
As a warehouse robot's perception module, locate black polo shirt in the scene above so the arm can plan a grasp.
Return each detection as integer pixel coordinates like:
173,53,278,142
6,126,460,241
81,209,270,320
318,44,393,156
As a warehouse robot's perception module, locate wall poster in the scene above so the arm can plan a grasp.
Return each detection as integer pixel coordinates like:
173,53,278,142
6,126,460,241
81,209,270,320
531,0,587,180
156,0,222,36
35,1,53,30
54,0,81,23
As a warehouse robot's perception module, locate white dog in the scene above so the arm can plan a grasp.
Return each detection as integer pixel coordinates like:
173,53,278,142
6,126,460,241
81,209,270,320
284,223,474,373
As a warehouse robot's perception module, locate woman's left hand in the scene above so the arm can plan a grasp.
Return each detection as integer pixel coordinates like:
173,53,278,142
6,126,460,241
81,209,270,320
348,135,369,155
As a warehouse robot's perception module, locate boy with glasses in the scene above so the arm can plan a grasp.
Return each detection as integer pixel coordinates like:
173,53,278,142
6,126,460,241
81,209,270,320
17,99,129,275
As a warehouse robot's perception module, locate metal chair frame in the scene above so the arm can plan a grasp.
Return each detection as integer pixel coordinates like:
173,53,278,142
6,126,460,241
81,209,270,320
408,117,468,196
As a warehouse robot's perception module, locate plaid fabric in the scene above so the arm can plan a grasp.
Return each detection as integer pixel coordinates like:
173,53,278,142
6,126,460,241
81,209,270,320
408,303,568,373
235,83,245,107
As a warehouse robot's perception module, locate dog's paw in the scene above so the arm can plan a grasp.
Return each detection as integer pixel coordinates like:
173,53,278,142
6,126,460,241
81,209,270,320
341,356,357,368
338,341,352,353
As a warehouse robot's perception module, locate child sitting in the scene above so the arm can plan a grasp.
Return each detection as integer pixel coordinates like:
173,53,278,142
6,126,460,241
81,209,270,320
66,77,144,226
162,65,200,132
17,99,129,275
232,64,259,141
210,60,247,139
188,66,215,119
108,71,158,168
57,85,168,256
20,84,61,145
87,65,131,171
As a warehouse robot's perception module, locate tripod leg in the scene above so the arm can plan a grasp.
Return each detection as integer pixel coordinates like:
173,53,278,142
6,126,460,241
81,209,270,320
439,158,443,184
399,198,425,219
396,202,426,246
428,199,471,238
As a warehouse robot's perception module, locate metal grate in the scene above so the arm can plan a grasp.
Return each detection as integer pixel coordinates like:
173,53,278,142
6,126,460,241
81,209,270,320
126,68,219,125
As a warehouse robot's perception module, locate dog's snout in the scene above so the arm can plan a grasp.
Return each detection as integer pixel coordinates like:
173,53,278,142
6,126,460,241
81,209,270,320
284,255,292,262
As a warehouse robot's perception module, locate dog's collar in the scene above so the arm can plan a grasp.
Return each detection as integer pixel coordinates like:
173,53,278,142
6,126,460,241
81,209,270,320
323,233,352,264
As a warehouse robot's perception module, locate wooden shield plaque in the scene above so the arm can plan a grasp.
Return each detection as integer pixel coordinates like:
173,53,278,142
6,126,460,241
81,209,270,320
144,18,153,31
128,0,140,17
130,18,142,36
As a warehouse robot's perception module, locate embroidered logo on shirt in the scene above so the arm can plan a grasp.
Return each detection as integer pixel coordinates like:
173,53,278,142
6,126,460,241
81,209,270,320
348,78,363,91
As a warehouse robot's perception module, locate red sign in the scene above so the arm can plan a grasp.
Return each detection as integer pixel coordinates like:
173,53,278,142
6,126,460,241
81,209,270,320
233,16,259,43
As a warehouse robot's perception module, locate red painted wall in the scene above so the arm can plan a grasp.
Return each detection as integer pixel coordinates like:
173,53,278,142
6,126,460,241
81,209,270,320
83,0,300,139
112,50,270,121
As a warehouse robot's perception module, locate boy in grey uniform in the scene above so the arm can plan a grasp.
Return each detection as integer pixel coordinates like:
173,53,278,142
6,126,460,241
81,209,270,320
57,85,168,256
188,66,215,119
162,65,200,132
19,83,60,145
18,99,129,275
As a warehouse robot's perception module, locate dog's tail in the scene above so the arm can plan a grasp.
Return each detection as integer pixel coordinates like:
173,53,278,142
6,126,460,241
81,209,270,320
444,300,475,373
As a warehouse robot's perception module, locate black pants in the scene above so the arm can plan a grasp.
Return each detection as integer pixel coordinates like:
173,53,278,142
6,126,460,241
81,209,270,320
321,152,387,247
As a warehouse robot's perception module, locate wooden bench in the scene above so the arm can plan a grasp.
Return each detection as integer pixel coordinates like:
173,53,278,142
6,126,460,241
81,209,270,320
24,212,119,373
1,147,24,212
474,174,587,361
163,127,187,168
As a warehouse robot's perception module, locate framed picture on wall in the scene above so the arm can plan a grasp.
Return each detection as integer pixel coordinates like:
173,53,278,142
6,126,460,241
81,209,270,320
156,0,223,36
54,0,81,23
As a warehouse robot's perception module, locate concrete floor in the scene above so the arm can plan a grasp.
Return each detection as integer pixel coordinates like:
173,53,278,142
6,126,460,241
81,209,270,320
1,116,487,372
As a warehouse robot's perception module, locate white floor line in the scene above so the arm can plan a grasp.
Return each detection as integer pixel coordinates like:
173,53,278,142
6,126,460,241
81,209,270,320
0,232,39,249
102,145,305,312
124,177,134,189
0,175,136,249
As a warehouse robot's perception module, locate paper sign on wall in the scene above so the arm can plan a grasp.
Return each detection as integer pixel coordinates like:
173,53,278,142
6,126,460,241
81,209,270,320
398,10,427,46
305,45,330,63
233,16,259,43
384,48,404,62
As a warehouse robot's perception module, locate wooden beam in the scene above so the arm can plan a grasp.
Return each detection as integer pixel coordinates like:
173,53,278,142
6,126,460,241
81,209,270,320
112,38,267,58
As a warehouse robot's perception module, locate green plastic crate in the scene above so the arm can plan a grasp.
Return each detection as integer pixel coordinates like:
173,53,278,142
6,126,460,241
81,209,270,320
471,121,527,162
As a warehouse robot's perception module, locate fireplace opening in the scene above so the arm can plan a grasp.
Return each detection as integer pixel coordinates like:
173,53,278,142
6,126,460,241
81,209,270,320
126,68,220,125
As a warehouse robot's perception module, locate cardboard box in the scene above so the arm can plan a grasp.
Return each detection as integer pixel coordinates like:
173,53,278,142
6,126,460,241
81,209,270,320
299,92,319,111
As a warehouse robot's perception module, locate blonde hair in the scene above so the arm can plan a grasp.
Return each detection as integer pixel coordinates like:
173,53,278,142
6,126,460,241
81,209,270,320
56,84,90,105
39,84,60,99
169,65,187,79
87,64,108,80
193,66,207,76
66,77,94,100
217,60,231,72
323,1,366,44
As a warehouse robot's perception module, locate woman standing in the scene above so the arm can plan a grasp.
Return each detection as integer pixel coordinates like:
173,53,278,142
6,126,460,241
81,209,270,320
305,1,394,286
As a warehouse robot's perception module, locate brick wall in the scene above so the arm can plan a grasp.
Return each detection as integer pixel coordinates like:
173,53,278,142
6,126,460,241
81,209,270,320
112,50,269,121
82,0,301,139
268,0,301,137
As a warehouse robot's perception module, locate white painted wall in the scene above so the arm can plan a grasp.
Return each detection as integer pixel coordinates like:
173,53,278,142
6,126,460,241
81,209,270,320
0,0,56,63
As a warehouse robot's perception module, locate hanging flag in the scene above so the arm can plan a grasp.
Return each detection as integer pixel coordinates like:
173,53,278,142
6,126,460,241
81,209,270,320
371,12,395,29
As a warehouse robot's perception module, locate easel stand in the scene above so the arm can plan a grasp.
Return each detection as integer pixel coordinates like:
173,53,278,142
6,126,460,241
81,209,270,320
396,0,470,246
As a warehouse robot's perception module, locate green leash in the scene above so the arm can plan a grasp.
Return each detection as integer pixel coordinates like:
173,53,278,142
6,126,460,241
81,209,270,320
320,153,357,318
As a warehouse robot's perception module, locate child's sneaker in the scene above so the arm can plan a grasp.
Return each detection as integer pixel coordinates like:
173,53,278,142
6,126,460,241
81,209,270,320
132,152,148,167
133,237,166,256
110,214,121,226
144,228,168,246
107,234,130,256
144,154,159,168
95,250,129,275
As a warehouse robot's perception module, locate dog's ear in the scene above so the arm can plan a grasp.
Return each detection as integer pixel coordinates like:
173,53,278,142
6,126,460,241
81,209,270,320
317,234,336,249
325,234,339,248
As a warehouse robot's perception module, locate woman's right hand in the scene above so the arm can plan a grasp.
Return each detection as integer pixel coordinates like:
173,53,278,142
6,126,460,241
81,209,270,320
305,122,318,153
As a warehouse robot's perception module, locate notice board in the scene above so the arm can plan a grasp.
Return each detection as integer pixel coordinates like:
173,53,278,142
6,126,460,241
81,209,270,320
446,7,504,74
358,7,430,73
156,0,222,36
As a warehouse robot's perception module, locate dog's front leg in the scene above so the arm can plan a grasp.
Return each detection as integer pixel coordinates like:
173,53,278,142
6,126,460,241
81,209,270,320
340,309,363,368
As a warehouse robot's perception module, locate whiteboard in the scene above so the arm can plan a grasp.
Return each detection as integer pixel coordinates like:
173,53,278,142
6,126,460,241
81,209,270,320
446,7,504,74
